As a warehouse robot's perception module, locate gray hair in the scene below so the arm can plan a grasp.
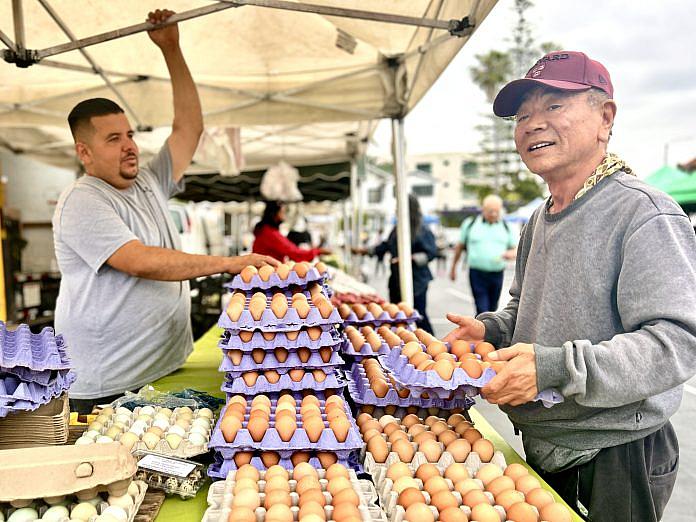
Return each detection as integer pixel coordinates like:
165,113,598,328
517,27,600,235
482,194,503,209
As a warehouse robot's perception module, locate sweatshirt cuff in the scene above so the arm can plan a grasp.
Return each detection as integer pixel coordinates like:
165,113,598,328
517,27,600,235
535,343,571,391
478,314,502,347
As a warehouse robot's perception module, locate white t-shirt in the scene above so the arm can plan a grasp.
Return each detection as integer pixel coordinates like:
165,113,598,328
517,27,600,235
52,145,193,399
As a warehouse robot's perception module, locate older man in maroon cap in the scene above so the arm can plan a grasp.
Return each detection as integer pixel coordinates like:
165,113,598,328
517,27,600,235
443,51,696,520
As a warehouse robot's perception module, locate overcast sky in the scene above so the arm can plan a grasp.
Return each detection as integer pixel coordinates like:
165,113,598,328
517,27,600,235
369,0,696,178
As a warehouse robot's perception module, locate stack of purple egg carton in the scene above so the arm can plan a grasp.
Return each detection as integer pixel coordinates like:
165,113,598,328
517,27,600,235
209,261,362,477
0,322,75,418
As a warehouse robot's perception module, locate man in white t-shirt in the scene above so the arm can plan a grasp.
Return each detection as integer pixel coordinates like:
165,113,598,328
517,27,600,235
53,9,277,412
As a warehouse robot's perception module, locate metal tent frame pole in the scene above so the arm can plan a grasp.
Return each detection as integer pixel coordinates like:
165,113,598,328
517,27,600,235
391,118,413,306
350,159,360,276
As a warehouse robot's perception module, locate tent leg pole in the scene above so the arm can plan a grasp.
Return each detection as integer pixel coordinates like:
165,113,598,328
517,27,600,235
392,117,413,306
342,200,351,274
350,159,359,277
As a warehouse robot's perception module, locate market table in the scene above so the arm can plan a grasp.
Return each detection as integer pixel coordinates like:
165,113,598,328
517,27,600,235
150,325,582,521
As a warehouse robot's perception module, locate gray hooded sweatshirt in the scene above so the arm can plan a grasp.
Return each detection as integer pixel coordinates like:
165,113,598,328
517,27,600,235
479,171,696,472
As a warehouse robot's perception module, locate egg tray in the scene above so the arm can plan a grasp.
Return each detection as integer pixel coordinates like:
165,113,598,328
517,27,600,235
207,449,362,477
346,365,475,410
340,309,421,328
340,334,391,359
0,394,69,447
1,364,72,386
209,402,362,456
219,327,343,351
219,298,343,333
0,480,147,522
221,371,345,395
219,345,344,373
0,371,76,417
203,502,386,522
226,266,327,292
75,406,213,459
133,450,206,499
0,322,72,372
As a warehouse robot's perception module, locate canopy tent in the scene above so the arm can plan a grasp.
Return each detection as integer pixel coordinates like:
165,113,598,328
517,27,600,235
0,0,498,305
665,173,696,212
644,165,688,192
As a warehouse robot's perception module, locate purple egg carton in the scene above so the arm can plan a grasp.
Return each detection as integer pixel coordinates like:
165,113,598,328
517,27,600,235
208,450,361,479
0,371,76,417
347,363,475,409
225,267,327,292
221,371,344,395
219,347,344,373
1,366,71,386
341,308,421,327
209,402,362,457
219,327,342,351
218,297,342,332
0,322,71,372
341,334,390,359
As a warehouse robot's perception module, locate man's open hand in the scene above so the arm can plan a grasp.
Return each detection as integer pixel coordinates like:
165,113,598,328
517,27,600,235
481,343,538,406
442,313,485,344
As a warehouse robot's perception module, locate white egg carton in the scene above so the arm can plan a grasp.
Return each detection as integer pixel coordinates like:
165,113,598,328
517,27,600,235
74,405,214,458
203,466,382,522
0,480,147,522
389,503,510,522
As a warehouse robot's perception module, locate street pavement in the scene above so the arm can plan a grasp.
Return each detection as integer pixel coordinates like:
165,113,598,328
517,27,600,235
361,256,694,521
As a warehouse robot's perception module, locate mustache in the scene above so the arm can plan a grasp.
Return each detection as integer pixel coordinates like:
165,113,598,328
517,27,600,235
121,153,138,161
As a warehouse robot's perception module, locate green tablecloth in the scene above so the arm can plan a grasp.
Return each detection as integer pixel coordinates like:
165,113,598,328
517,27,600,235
151,326,581,521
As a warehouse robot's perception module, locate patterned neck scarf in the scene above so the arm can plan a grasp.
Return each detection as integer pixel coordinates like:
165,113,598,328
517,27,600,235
547,152,635,210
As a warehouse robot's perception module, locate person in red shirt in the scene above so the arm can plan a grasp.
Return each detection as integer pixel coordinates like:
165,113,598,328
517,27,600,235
252,201,331,262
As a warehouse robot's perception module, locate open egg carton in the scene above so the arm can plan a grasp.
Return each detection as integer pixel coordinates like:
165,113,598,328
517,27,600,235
338,302,421,327
225,261,330,292
207,449,363,478
341,325,391,359
219,344,344,373
0,393,69,449
221,368,345,395
219,326,343,351
347,362,475,410
133,450,206,499
73,404,214,458
203,463,385,522
0,444,143,522
0,322,76,417
209,395,362,458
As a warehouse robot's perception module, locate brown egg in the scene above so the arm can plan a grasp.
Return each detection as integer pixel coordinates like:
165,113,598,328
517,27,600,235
275,263,290,280
400,414,419,428
293,346,310,363
255,264,273,282
270,293,288,318
249,297,267,321
314,297,334,319
265,475,291,492
472,438,494,463
476,463,503,486
382,422,401,436
304,416,325,443
504,463,529,481
234,478,258,494
260,451,280,467
454,422,472,436
438,429,459,447
397,487,426,509
299,491,326,508
454,478,482,498
469,503,499,522
289,369,305,382
444,463,469,483
332,487,360,507
398,302,415,316
294,262,311,277
496,489,526,511
430,490,459,512
366,436,389,463
463,489,491,509
318,346,333,363
247,416,268,442
413,355,433,370
240,265,258,283
403,503,435,522
438,506,468,522
264,489,291,509
326,476,352,497
423,475,450,495
430,421,449,436
426,341,448,358
228,507,256,522
486,475,515,497
362,429,382,444
275,415,297,442
424,416,440,427
264,370,281,384
298,501,326,521
506,501,539,522
265,464,289,481
313,369,327,383
272,347,289,363
289,462,315,481
386,462,413,482
227,302,244,321
526,487,555,512
329,418,350,443
236,464,260,482
474,341,495,360
447,413,467,427
227,349,243,365
286,330,299,341
539,502,572,522
461,359,483,379
408,423,427,436
356,413,373,427
371,379,389,398
516,475,542,496
391,476,418,495
388,430,409,444
293,299,311,319
239,330,254,342
247,348,265,364
419,439,443,463
262,331,275,341
233,452,253,467
415,329,437,345
242,371,259,387
450,340,472,359
359,418,382,435
415,463,441,483
462,428,483,445
315,452,336,468
296,476,321,496
402,341,423,359
220,416,242,442
331,503,361,521
391,439,415,462
265,504,293,522
307,326,322,340
233,488,261,510
413,431,437,445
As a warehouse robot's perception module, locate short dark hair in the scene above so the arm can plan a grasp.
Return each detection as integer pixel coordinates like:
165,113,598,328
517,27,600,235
68,98,124,141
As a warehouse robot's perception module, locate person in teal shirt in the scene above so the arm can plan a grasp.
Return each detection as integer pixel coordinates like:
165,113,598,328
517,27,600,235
450,194,517,314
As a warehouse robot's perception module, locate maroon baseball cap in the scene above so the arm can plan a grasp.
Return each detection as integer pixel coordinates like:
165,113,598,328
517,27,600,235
493,51,613,117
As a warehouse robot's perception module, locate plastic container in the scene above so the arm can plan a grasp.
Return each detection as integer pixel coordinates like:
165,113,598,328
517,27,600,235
133,450,206,499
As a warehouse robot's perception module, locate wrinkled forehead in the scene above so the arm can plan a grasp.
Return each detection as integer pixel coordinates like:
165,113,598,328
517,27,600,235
516,85,585,114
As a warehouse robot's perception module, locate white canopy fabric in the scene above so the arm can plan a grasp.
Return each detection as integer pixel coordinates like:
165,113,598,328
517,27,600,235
0,0,496,172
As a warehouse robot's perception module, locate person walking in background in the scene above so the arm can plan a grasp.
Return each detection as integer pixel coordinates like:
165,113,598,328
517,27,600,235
449,194,517,314
354,194,437,333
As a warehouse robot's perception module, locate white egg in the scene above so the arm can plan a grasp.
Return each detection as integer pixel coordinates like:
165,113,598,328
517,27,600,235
187,432,206,446
107,494,133,510
88,421,103,431
128,425,145,438
159,407,173,417
112,421,129,431
84,497,102,507
96,435,114,443
130,420,148,432
115,407,132,416
101,506,128,521
135,414,152,424
0,510,4,521
197,407,214,419
141,432,160,450
95,414,111,424
43,496,66,506
176,406,193,415
95,515,121,522
167,425,186,438
84,430,101,440
75,436,95,445
114,414,131,425
152,419,170,432
7,508,39,522
70,502,98,521
192,417,210,429
127,482,140,497
41,505,69,522
153,412,169,422
189,425,208,437
140,405,156,416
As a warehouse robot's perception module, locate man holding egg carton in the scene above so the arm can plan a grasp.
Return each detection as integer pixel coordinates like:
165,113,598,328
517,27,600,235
443,51,696,521
52,8,278,413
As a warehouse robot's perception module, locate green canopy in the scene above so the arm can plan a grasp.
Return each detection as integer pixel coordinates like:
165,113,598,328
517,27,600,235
665,173,696,211
644,165,688,191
